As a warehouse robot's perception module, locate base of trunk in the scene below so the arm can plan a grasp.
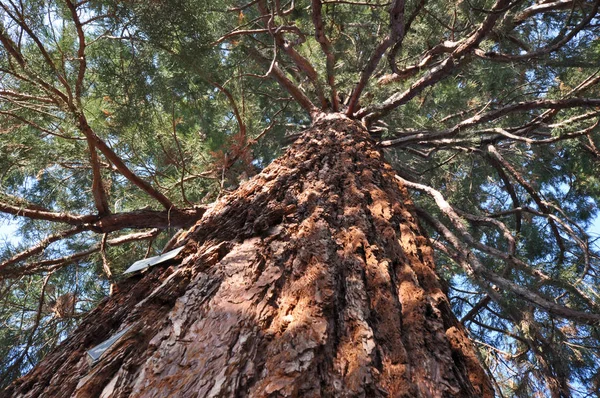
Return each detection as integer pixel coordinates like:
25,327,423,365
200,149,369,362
5,117,493,397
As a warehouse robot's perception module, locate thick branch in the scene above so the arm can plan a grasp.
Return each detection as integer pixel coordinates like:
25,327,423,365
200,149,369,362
388,0,426,74
311,0,339,111
91,207,207,233
346,0,406,115
0,199,96,225
247,47,319,117
257,0,328,109
77,115,175,210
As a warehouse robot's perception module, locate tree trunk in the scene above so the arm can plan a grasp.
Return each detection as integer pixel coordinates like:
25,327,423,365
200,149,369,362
3,116,493,397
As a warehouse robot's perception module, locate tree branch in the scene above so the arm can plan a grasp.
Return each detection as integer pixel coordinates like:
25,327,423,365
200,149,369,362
4,229,161,277
0,226,87,272
257,0,329,109
346,0,406,115
476,0,600,63
0,2,74,102
0,199,96,225
76,115,175,210
412,204,600,325
486,145,566,261
358,0,513,120
379,98,600,147
311,0,339,111
91,207,207,233
246,46,320,117
513,0,577,25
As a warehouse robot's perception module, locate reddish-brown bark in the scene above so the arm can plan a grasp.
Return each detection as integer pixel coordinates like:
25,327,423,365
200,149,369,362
4,116,492,397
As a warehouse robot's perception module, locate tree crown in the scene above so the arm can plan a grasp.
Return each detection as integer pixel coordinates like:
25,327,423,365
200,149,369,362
1,0,600,395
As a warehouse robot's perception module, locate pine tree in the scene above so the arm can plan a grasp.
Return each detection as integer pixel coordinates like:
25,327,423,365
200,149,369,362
1,0,600,396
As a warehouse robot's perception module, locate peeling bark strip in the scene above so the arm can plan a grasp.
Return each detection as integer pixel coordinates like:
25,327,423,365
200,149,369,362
4,117,492,397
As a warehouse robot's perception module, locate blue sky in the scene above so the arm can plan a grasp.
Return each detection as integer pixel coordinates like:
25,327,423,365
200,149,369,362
0,217,21,247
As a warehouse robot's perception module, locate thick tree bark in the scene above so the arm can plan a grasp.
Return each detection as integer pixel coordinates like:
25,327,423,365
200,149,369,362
3,116,493,397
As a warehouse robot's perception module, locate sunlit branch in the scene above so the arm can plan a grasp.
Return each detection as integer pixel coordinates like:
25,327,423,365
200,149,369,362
378,46,450,85
490,120,600,145
0,226,87,273
6,229,161,278
513,0,577,25
397,176,600,324
0,90,55,104
0,199,96,225
379,98,600,147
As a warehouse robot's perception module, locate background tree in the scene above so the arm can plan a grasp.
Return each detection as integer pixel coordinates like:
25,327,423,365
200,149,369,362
1,0,599,396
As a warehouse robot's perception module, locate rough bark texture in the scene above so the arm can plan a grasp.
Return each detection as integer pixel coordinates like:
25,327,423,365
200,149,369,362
4,116,493,397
